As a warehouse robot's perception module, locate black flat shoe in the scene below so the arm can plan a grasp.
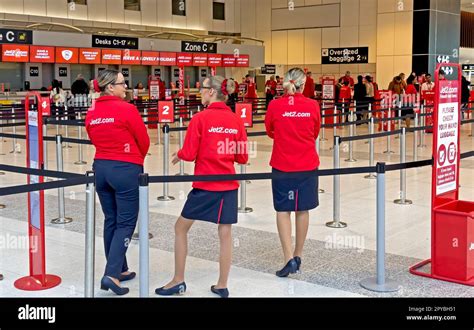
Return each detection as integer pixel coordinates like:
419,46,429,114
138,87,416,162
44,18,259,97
276,259,297,277
294,256,302,272
211,285,229,298
100,276,129,296
119,272,136,282
155,282,186,296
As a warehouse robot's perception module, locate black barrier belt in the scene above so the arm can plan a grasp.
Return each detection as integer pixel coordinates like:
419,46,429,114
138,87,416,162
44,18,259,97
0,122,25,128
0,132,25,139
0,164,83,179
148,166,377,184
462,118,474,124
0,175,93,197
321,119,371,128
386,159,433,172
340,129,403,142
45,119,85,126
461,150,474,159
43,135,92,145
247,131,268,137
405,125,433,133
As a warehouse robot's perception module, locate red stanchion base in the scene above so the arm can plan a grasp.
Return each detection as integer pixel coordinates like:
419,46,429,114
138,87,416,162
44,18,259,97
409,259,474,286
14,274,62,291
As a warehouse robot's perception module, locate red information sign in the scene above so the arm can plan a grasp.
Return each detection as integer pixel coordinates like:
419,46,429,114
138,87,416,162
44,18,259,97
30,46,55,63
208,54,222,67
222,54,236,67
2,44,29,62
141,51,160,65
235,103,253,128
122,50,141,65
55,47,79,63
79,48,101,64
101,49,122,64
158,101,175,123
193,53,208,66
159,52,177,66
177,53,193,66
236,55,249,67
40,97,51,116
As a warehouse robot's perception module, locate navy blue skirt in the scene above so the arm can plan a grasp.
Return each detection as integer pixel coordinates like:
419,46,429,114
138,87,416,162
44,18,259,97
271,168,319,212
181,189,238,224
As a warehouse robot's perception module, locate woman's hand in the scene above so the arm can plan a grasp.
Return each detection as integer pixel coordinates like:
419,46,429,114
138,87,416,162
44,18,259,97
171,152,180,165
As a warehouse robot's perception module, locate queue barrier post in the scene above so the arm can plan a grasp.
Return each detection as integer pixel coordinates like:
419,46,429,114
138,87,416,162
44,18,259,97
51,135,73,224
84,171,96,298
157,124,175,201
364,117,377,179
321,101,327,141
326,136,347,228
413,113,419,161
383,107,394,154
345,110,357,162
74,112,87,165
316,136,325,193
238,163,253,213
175,117,188,176
139,173,150,298
418,104,427,148
394,127,413,205
360,163,401,292
10,107,20,154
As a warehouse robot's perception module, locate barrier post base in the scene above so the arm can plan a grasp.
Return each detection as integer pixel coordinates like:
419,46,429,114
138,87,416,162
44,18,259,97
51,217,73,224
325,221,347,228
393,198,413,205
74,161,87,165
0,171,5,175
157,196,175,201
0,204,5,209
174,173,189,176
238,207,253,213
132,233,154,240
359,277,401,293
364,173,377,179
14,274,61,291
345,158,357,162
383,150,395,154
319,189,325,193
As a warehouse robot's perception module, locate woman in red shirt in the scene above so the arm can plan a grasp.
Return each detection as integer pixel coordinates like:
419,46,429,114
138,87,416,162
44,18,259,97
155,76,248,298
403,75,418,128
86,69,150,295
265,68,321,277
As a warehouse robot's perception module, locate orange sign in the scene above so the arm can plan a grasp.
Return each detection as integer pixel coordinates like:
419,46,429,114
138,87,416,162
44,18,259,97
2,44,29,62
101,49,122,64
122,50,141,65
141,51,160,65
159,52,177,66
222,54,236,67
193,53,208,66
208,54,222,67
79,48,101,64
30,46,55,63
236,55,249,67
55,47,79,63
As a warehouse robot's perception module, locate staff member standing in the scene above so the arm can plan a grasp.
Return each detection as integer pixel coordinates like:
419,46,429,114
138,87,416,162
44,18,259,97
265,68,321,277
265,75,277,107
86,69,150,296
155,76,248,298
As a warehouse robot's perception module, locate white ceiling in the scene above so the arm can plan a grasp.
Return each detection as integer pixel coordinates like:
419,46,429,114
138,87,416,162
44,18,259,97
461,0,474,12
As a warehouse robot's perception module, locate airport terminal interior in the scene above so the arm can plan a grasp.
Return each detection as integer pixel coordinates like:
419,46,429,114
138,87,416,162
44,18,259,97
0,0,474,299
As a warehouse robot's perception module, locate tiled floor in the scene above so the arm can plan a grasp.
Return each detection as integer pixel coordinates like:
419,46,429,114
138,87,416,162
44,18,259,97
0,118,473,297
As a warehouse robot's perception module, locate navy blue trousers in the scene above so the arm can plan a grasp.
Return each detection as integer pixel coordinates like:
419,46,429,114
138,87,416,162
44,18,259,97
93,159,143,279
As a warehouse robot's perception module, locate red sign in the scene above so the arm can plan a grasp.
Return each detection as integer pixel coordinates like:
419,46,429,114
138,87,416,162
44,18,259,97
122,50,141,65
159,52,177,66
141,51,160,65
236,55,249,67
149,79,160,100
2,44,29,62
55,47,79,63
177,53,193,66
40,97,51,116
208,54,222,67
30,46,55,63
179,67,185,99
79,48,101,64
235,103,253,127
222,55,236,67
101,49,122,64
193,53,208,66
158,101,175,123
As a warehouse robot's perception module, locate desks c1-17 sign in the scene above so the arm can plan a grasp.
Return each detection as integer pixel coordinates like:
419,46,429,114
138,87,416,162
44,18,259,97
322,47,369,64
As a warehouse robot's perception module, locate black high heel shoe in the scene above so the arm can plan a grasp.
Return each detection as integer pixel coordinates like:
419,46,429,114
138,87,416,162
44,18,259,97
211,285,229,298
119,272,136,282
100,276,129,296
294,256,302,272
155,282,187,296
276,259,297,277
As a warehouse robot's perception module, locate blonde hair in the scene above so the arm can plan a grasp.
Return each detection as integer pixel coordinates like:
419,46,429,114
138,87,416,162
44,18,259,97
283,68,306,95
96,69,120,94
205,75,236,101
